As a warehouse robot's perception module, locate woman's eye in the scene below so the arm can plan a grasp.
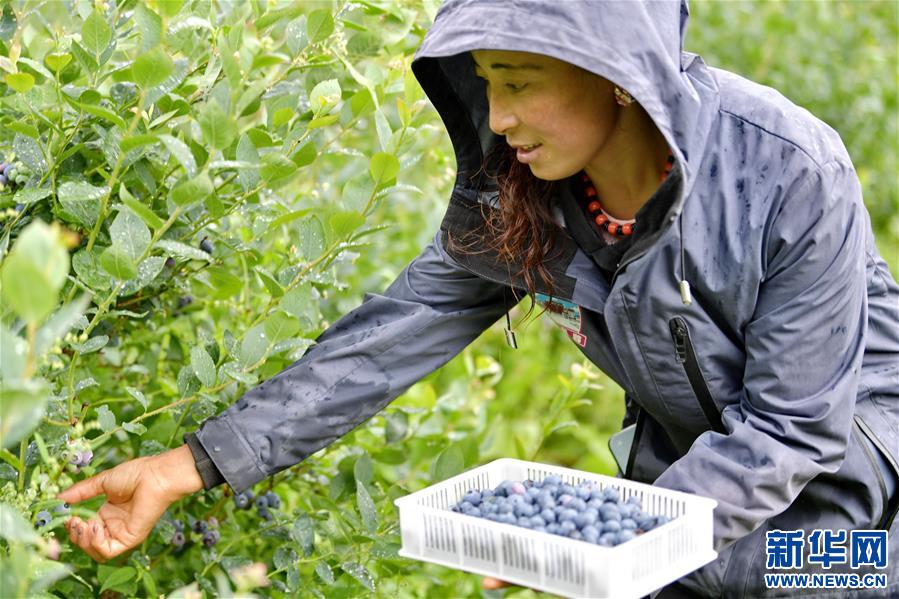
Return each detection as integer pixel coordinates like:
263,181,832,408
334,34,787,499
505,82,527,92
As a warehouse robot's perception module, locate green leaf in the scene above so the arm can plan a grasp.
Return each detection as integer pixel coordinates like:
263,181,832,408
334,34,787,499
156,239,211,261
5,72,34,94
0,221,69,323
35,295,91,356
110,205,151,261
255,3,304,30
119,185,164,230
314,561,334,585
126,387,148,411
45,52,73,73
339,562,375,592
267,209,312,232
274,547,298,571
353,453,373,485
0,325,27,382
120,256,166,295
329,211,365,240
170,173,213,206
236,135,260,191
58,181,108,227
290,514,314,557
157,0,183,18
134,4,162,52
259,153,297,189
157,134,197,177
70,40,98,73
74,335,109,354
384,411,408,444
307,9,334,43
190,346,216,388
309,78,341,114
198,101,237,150
96,405,117,432
205,266,242,299
13,133,47,175
99,566,136,593
123,422,147,436
433,444,465,481
133,46,174,89
297,217,325,260
120,133,158,153
99,245,138,280
256,267,284,298
81,11,112,56
13,186,52,205
0,380,48,449
286,16,308,56
79,102,127,129
0,503,39,544
238,324,268,368
369,152,400,186
355,480,378,533
290,141,317,168
72,247,114,290
7,122,39,139
307,114,340,129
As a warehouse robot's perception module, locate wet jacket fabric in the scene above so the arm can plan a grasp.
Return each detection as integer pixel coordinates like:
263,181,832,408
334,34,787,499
192,1,899,595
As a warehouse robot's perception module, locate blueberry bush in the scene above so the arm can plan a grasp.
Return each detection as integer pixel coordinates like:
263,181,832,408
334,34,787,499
0,1,895,598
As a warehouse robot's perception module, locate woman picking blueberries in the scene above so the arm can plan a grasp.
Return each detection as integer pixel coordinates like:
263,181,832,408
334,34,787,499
61,1,898,596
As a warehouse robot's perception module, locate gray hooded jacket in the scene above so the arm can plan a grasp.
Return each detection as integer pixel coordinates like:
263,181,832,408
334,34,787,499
193,1,899,596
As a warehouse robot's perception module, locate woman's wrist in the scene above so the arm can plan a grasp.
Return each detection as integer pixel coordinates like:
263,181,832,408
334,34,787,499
156,444,205,499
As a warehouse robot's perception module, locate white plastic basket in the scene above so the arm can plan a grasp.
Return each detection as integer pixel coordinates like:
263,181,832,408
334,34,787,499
394,458,717,599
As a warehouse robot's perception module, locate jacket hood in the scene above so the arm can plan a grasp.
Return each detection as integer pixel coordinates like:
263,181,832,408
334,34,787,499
411,0,719,215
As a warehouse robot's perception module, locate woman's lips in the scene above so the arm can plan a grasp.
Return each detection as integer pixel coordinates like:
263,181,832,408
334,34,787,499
515,144,541,163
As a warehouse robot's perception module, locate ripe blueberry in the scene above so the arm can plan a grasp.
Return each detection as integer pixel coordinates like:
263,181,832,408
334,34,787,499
257,506,274,522
199,237,214,254
202,529,220,547
265,491,281,509
35,510,52,528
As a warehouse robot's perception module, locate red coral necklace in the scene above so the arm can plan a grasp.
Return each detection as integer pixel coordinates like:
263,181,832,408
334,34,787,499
581,154,675,237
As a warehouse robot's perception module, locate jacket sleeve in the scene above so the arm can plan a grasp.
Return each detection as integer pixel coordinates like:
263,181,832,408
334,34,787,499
192,231,509,493
653,159,868,550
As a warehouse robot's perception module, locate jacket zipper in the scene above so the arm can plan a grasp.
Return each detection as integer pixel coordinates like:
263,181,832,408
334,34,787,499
668,316,726,435
853,415,899,531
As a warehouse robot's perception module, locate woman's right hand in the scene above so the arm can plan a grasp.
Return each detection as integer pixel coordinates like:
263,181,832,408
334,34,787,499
58,444,204,562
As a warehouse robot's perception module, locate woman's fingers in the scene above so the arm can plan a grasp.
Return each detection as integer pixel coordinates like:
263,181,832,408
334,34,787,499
482,577,513,590
66,516,106,563
58,469,108,505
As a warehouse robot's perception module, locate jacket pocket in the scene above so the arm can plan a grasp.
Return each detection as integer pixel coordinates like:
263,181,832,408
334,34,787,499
668,316,727,435
853,415,899,531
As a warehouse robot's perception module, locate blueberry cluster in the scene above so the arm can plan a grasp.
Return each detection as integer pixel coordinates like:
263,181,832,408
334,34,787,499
63,447,93,473
171,516,220,549
0,161,32,191
450,475,672,546
233,489,280,522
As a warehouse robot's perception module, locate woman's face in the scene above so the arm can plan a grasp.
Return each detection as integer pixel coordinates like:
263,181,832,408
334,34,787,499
471,50,620,181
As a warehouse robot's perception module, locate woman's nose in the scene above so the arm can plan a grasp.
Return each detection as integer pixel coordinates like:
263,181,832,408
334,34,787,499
487,91,518,135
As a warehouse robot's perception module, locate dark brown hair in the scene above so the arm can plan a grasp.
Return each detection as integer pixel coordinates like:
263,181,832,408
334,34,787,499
452,143,562,300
